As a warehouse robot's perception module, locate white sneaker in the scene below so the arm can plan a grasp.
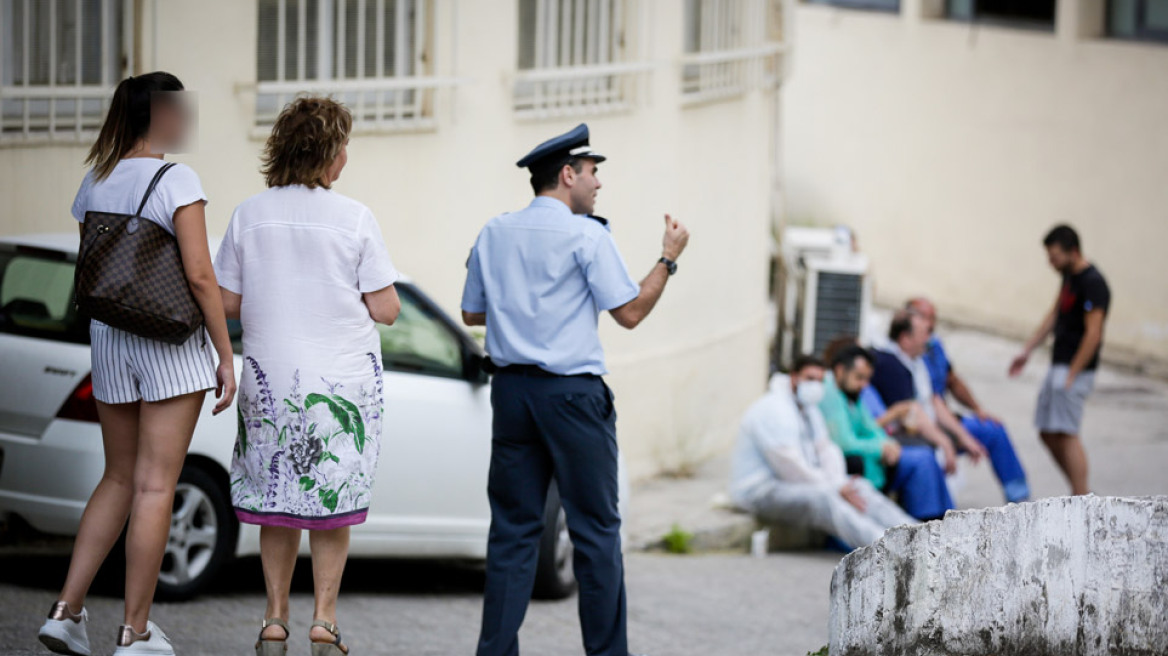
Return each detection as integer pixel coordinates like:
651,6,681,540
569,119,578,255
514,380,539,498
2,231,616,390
37,601,91,656
112,621,175,656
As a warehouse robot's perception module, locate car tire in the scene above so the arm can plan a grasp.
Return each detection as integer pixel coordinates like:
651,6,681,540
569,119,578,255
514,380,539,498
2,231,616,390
532,481,577,600
155,464,237,601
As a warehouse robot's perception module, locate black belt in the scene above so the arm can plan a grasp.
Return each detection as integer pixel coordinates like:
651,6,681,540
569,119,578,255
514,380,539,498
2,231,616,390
497,364,597,379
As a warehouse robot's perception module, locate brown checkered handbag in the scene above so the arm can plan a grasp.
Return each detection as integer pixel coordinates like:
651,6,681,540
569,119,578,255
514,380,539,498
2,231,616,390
74,162,204,345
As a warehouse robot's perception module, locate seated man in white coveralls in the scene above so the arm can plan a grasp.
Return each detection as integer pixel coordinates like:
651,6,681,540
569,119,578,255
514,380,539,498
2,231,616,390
729,356,916,549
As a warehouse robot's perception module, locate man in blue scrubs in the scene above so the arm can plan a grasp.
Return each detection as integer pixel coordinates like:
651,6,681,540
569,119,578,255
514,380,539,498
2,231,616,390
908,298,1030,503
462,124,689,656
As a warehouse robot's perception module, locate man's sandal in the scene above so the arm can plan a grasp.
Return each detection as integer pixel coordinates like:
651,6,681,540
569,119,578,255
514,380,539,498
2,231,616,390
310,620,349,656
255,618,290,656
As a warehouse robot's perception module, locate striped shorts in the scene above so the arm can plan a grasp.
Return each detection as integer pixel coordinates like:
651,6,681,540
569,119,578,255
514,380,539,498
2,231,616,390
89,321,217,404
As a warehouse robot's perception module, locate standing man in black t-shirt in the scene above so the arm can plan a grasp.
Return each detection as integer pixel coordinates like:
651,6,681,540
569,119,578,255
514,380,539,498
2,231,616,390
1009,224,1110,495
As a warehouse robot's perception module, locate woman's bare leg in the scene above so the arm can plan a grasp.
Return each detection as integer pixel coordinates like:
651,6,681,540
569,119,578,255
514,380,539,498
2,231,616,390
259,525,301,640
58,401,141,611
309,527,350,647
123,391,204,632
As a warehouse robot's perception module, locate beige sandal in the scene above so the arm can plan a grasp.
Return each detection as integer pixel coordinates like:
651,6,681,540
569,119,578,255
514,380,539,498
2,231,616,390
255,618,290,656
310,619,349,656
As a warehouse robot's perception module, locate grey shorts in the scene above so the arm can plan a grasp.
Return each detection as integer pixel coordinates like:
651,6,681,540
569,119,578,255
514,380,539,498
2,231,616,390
90,321,217,404
1035,364,1095,435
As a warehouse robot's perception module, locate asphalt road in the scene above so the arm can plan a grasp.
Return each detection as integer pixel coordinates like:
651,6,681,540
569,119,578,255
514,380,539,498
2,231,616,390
0,550,841,656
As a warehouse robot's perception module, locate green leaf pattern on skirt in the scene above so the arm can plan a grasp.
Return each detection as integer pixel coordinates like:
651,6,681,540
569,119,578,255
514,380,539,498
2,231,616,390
231,354,384,519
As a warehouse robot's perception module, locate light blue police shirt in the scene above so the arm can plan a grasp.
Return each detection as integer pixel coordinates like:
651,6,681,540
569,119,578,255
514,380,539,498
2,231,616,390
461,196,641,376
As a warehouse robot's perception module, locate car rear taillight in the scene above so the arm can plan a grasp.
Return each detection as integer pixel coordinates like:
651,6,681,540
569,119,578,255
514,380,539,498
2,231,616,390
57,375,100,423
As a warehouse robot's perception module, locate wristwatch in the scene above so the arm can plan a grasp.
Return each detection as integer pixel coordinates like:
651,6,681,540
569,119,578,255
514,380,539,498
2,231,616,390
658,257,678,276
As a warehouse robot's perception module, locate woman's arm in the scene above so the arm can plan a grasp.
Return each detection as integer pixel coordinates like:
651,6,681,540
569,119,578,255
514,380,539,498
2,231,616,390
363,284,401,325
173,201,236,414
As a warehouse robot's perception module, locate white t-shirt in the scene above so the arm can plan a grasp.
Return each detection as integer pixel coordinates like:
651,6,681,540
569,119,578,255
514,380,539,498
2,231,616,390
213,185,400,369
71,158,207,235
891,344,937,422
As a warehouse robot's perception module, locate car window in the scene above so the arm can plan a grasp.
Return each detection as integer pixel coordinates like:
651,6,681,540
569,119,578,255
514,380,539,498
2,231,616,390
0,249,88,344
379,288,464,379
228,319,244,355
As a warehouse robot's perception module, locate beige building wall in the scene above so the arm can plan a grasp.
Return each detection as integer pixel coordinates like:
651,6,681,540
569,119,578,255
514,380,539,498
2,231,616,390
0,0,782,479
781,1,1168,374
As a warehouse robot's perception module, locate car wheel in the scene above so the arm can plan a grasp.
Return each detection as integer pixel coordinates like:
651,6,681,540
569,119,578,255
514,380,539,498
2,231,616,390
155,464,237,600
532,481,577,600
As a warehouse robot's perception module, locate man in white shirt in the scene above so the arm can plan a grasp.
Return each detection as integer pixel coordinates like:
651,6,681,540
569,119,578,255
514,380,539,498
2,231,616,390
870,310,987,475
729,356,916,549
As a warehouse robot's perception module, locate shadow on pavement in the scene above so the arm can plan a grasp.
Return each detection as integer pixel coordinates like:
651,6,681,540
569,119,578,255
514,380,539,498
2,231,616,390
0,552,486,601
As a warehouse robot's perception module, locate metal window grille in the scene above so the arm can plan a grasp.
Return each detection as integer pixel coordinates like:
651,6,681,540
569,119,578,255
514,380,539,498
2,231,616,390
681,0,783,104
514,0,651,119
255,0,449,132
0,0,131,144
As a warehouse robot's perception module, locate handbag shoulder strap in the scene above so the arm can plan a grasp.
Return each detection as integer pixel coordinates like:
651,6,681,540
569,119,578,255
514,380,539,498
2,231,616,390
135,162,179,217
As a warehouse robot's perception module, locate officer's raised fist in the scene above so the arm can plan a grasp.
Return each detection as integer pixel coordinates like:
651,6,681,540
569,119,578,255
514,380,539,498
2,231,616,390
662,214,690,261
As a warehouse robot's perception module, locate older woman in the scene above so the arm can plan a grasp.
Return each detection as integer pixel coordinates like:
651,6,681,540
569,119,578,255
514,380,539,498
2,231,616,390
214,97,400,656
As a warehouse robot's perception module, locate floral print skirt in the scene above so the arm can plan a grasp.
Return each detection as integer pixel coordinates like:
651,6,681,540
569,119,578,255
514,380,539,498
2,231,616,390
231,353,384,529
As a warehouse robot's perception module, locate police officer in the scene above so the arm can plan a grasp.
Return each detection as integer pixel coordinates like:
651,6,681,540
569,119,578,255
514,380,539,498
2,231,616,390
462,124,689,656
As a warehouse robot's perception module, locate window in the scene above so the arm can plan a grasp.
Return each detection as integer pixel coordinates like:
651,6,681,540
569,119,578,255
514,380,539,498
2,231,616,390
379,287,465,379
946,0,1057,30
514,0,651,119
255,0,444,133
0,0,130,143
805,0,900,12
682,0,783,105
0,246,87,343
1109,0,1168,43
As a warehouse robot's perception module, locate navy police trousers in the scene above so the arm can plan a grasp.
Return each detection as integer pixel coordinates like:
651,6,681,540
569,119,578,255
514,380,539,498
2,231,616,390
475,370,628,656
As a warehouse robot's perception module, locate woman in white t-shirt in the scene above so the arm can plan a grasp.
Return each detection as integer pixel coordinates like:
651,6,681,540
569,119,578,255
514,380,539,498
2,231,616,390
37,73,236,656
214,97,400,656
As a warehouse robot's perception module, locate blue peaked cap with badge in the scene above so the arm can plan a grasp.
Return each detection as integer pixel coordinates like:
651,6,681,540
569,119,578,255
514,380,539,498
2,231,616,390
516,123,607,170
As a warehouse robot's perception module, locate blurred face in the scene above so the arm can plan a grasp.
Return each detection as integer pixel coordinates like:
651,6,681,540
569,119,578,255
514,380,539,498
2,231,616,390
913,300,937,334
148,91,195,154
899,315,930,358
835,358,874,400
1046,244,1075,274
566,159,602,215
326,142,349,184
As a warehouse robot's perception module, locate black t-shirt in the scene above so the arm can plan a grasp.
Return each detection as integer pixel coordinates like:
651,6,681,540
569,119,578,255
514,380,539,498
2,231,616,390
1052,264,1110,370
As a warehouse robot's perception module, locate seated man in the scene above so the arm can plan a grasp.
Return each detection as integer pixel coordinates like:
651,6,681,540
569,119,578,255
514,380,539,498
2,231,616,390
909,297,1030,503
820,345,955,521
860,385,957,474
729,356,916,549
825,336,939,447
870,310,988,476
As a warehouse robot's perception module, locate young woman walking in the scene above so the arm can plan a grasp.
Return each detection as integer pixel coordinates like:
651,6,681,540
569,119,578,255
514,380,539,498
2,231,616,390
37,72,236,656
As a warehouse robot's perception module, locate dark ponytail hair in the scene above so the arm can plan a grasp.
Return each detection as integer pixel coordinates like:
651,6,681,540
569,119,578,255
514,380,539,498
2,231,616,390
85,72,184,181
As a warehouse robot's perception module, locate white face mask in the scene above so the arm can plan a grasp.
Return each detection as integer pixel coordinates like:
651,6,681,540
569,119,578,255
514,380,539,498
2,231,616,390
795,379,826,407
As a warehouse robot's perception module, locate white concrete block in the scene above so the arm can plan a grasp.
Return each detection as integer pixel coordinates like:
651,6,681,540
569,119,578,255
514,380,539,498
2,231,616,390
829,496,1168,656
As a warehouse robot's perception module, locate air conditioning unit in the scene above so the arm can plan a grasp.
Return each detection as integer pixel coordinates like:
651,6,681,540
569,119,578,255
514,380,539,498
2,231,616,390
773,226,872,368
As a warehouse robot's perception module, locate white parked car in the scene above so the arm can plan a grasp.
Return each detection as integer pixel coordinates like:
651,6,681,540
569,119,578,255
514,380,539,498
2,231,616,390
0,233,620,600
